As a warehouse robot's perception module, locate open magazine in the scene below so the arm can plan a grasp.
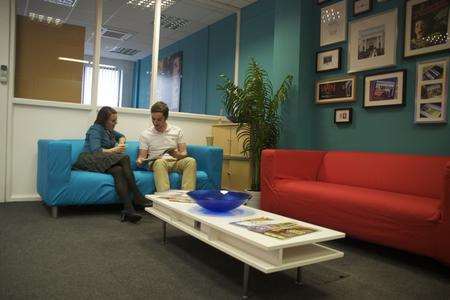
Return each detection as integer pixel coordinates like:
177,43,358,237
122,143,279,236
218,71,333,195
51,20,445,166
141,148,177,165
230,217,316,240
152,190,194,203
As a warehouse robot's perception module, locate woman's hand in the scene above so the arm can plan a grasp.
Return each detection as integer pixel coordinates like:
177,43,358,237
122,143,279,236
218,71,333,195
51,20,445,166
104,144,125,154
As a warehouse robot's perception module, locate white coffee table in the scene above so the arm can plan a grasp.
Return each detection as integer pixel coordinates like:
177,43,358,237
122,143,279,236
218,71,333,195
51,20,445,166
145,193,345,298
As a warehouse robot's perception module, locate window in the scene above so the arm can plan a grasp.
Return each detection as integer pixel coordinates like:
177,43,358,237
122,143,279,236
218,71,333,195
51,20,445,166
82,65,123,107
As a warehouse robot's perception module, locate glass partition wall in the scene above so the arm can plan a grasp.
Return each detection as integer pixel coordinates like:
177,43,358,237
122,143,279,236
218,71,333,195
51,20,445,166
14,0,243,115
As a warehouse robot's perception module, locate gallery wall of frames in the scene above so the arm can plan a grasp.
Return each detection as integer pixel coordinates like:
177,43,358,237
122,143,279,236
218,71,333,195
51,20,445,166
312,0,450,155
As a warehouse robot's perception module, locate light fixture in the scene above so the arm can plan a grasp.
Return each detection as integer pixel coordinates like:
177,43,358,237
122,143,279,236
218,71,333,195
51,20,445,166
29,12,63,26
58,57,116,69
161,14,190,30
44,0,78,7
126,0,177,11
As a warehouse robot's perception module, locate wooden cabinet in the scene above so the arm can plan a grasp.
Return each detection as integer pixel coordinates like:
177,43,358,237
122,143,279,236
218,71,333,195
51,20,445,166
212,124,251,191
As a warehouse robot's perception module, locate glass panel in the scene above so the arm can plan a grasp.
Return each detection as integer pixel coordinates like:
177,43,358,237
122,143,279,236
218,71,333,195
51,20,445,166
96,0,153,108
15,0,95,103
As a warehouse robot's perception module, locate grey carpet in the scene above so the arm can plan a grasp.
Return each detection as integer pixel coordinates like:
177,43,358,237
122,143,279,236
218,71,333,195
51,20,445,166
0,202,449,300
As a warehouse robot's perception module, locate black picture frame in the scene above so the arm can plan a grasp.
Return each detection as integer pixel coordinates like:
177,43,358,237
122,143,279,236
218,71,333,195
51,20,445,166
403,0,450,58
316,0,331,5
334,108,353,124
353,0,373,16
363,69,407,108
316,47,342,73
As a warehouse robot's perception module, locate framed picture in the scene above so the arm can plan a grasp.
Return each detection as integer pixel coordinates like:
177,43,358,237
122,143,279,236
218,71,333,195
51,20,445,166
363,70,406,108
320,1,347,46
316,75,356,104
415,58,448,123
348,9,398,73
334,108,353,124
316,48,342,72
317,0,331,5
404,0,450,58
156,51,183,111
353,0,373,16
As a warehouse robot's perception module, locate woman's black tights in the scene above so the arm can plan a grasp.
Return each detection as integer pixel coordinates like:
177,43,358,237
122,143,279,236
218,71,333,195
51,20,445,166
106,155,145,210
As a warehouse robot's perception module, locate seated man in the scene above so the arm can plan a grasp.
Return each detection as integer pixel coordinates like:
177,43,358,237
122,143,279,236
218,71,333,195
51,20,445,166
137,101,197,192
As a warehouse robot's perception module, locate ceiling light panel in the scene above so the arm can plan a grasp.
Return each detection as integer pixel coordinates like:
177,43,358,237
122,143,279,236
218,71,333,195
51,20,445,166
44,0,78,7
161,14,190,30
126,0,178,11
28,12,63,26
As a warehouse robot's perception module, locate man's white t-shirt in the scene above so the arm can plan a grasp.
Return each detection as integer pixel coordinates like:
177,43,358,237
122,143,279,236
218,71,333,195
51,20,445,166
139,124,184,160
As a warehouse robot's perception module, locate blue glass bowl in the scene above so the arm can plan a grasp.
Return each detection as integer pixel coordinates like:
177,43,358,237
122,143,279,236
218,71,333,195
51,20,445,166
187,190,251,212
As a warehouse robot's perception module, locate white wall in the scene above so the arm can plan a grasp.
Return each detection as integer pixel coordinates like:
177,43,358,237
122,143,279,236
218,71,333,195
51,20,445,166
10,103,220,201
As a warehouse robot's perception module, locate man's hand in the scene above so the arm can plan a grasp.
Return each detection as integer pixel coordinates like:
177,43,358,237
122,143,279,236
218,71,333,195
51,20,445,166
168,148,186,160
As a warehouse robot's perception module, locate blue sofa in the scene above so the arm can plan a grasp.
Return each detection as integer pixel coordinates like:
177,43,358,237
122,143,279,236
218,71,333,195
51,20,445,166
37,139,223,217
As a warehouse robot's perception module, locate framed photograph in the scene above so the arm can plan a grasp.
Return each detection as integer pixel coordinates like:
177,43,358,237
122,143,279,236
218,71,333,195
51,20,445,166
404,0,450,58
315,75,357,104
334,108,353,124
415,58,449,123
363,70,406,108
316,48,342,72
353,0,373,16
348,9,398,73
320,1,347,46
317,0,331,5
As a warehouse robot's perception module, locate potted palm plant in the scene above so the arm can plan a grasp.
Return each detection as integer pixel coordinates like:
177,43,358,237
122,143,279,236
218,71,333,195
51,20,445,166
218,58,293,207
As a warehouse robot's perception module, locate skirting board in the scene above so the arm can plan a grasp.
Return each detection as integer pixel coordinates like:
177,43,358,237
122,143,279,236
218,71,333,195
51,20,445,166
9,194,41,202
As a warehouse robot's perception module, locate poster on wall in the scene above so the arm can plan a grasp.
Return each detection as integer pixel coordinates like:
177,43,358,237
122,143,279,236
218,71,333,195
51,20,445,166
363,70,406,108
404,0,450,57
347,9,397,73
320,1,347,46
157,51,183,111
315,75,356,104
415,58,448,123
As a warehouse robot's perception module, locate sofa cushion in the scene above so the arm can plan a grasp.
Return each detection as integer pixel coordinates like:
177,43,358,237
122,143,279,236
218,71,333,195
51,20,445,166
275,179,442,224
317,151,449,199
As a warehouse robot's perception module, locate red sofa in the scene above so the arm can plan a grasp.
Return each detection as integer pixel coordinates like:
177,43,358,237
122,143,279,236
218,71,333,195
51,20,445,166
261,149,450,265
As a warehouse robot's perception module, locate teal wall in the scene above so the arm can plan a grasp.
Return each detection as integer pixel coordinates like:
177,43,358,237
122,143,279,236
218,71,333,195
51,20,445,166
310,0,450,155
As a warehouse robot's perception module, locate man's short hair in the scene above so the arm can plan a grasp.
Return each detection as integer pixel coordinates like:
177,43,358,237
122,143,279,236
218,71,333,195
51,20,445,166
151,101,169,120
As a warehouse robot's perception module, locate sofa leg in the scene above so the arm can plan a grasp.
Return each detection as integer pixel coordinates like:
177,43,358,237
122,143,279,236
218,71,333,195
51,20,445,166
51,206,58,218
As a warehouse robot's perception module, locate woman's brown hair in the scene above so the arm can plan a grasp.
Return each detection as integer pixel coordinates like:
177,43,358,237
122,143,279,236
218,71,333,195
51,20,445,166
95,106,117,127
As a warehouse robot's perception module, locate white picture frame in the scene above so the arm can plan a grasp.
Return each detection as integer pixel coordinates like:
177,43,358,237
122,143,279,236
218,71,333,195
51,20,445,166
320,1,347,46
415,58,448,124
347,9,398,73
404,0,450,58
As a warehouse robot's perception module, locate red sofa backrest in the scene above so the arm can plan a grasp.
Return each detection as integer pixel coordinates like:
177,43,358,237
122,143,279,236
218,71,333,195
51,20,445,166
317,151,449,199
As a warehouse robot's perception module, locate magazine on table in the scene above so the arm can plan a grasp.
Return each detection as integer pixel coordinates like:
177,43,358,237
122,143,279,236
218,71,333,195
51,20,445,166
153,190,194,203
230,217,316,240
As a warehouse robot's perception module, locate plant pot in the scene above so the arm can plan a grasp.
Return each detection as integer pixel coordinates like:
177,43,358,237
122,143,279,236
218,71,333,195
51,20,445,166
245,189,260,209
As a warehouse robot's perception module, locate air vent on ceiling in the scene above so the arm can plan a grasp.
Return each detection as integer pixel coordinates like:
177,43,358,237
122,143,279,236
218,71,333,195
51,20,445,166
109,47,141,56
101,27,133,41
161,14,190,31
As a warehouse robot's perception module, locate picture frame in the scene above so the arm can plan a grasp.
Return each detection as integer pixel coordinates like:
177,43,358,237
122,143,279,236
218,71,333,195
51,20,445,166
316,75,357,104
334,108,353,124
353,0,373,16
317,0,331,5
316,47,342,72
347,9,398,73
415,58,449,123
404,0,450,58
320,1,347,46
363,70,406,108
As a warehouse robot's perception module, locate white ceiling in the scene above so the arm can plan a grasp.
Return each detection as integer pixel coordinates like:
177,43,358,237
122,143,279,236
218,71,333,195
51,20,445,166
17,0,257,61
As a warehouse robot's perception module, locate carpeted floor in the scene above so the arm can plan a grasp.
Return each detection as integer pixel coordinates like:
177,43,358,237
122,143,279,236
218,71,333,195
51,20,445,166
0,202,449,300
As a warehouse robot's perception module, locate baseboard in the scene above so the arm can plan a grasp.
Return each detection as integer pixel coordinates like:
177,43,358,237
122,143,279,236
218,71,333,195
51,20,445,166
9,194,41,202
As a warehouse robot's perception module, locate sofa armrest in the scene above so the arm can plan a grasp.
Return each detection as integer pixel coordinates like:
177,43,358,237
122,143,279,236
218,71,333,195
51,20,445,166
261,149,327,181
37,140,72,204
187,145,223,189
443,162,450,223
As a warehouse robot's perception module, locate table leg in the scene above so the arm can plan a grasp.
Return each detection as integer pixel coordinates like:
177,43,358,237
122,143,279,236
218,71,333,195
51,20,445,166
295,267,303,285
242,263,250,299
162,221,167,244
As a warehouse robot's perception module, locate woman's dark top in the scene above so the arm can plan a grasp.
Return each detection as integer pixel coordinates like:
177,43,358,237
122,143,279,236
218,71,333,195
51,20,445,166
74,123,125,173
82,123,124,153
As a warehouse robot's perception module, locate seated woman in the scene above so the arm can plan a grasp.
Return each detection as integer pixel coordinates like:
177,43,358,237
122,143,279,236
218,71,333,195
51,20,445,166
73,106,150,223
